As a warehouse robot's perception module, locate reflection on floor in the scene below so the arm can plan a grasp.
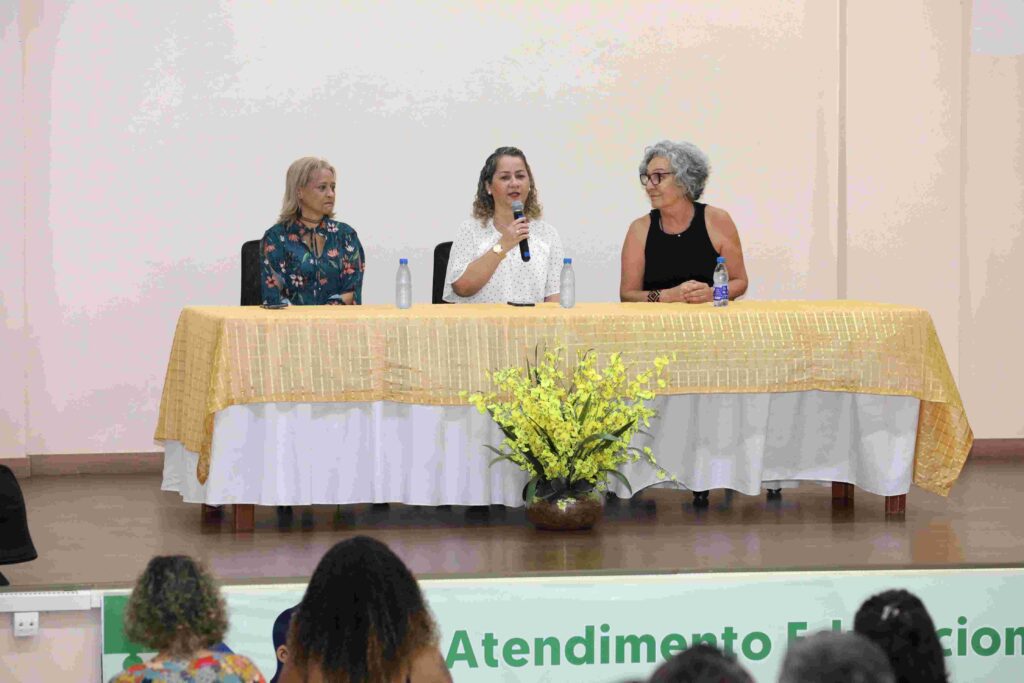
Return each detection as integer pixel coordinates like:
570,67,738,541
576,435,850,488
5,455,1022,590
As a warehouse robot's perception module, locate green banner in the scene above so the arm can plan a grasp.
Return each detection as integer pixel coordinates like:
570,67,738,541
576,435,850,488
102,568,1024,681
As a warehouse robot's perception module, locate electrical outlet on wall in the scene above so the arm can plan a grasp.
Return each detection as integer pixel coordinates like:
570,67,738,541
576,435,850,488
13,611,39,637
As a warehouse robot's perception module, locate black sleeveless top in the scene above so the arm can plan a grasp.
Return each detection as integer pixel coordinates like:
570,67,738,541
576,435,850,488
642,204,719,290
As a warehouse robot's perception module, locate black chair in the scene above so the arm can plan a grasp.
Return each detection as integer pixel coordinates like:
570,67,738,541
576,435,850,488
0,465,37,586
241,239,262,306
432,241,453,304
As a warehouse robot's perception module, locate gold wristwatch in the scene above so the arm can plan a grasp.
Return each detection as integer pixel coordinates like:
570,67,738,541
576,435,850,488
492,243,506,257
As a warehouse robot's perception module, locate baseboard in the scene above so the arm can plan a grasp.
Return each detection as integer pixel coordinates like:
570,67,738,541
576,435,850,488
970,438,1024,458
0,458,31,478
1,452,164,478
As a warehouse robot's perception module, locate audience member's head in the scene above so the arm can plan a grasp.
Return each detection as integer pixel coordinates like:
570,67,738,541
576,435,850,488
270,606,297,683
779,631,895,683
281,535,450,683
123,555,228,659
648,643,754,683
855,589,948,683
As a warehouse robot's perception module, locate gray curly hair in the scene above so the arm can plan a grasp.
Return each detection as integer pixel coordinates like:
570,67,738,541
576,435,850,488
639,140,711,201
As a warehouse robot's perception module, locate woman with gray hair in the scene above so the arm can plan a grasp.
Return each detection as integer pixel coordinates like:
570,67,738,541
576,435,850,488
620,140,748,304
260,156,365,306
779,631,895,683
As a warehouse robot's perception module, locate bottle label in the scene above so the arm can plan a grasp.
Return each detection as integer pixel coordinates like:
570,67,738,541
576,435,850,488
713,285,728,302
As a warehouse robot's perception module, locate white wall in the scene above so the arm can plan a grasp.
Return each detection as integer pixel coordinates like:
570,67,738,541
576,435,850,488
961,1,1024,438
0,3,25,459
6,0,1023,457
845,1,964,377
0,609,101,682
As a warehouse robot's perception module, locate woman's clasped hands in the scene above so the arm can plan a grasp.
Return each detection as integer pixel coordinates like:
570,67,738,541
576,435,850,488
662,280,713,304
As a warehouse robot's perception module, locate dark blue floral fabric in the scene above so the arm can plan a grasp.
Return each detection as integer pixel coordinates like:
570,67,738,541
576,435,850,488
260,218,365,305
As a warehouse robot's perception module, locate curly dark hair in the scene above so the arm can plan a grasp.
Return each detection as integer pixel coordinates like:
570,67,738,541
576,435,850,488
123,555,228,659
472,146,542,220
855,589,949,683
288,536,438,683
648,643,754,683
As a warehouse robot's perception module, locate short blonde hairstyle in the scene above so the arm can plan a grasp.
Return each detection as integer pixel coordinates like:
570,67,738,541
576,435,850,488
278,157,337,225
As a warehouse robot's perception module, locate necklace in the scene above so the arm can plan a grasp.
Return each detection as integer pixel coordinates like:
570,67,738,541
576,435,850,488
493,216,514,231
659,206,695,237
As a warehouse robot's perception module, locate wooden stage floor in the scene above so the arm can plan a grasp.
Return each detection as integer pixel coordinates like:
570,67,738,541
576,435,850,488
5,455,1023,590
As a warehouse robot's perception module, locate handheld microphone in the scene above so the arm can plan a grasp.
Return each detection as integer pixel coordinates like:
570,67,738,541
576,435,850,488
511,200,530,262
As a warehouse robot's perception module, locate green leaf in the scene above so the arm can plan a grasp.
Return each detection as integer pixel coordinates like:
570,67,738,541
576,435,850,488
488,454,517,468
578,423,633,459
516,448,546,480
494,421,517,442
577,394,594,428
538,478,569,500
609,420,634,439
581,435,622,459
600,469,634,496
525,414,561,463
526,477,539,503
570,479,596,495
573,432,611,459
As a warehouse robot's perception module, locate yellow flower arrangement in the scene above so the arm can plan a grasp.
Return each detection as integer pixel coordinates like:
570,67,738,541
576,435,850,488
462,347,676,504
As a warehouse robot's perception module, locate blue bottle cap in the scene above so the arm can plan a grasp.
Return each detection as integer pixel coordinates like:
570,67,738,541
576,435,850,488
563,257,572,264
399,258,408,265
716,256,725,263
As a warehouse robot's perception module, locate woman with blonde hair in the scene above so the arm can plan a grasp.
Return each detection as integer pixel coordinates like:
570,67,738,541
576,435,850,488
109,555,264,682
261,157,366,306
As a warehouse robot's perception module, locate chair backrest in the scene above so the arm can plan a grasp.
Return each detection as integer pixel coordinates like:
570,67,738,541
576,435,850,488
241,240,262,306
0,465,37,565
432,241,453,304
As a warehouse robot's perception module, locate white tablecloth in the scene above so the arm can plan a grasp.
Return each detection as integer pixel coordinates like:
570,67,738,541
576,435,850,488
161,391,920,506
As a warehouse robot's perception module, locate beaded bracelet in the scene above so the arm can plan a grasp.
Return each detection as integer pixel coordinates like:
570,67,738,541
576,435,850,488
647,289,661,302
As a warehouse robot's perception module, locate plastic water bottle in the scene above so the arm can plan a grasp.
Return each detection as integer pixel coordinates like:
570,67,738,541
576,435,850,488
713,256,728,307
559,258,575,308
395,258,412,309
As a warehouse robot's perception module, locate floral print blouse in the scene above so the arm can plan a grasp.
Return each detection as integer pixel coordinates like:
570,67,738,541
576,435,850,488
108,652,265,682
260,218,365,305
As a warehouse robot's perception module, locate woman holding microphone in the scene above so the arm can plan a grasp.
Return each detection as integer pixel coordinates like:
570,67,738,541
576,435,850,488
444,146,564,304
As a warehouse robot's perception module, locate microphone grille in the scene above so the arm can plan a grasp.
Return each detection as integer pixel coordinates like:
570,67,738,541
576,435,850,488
510,200,525,212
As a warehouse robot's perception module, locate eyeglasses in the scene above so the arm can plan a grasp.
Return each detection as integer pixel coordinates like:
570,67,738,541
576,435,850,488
640,171,674,187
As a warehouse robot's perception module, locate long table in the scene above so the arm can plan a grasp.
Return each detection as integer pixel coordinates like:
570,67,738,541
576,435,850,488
155,302,973,528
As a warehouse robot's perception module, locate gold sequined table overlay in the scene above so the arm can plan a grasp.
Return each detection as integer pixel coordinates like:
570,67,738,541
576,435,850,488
153,301,972,494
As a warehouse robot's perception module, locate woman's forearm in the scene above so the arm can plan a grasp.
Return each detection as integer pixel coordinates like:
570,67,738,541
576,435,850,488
728,278,747,299
451,250,505,297
621,287,684,303
621,289,652,302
